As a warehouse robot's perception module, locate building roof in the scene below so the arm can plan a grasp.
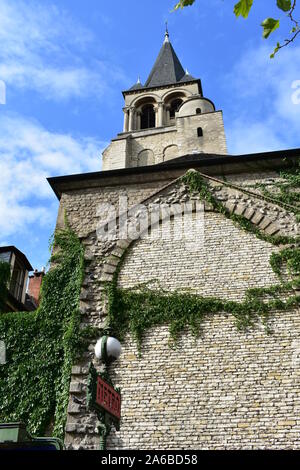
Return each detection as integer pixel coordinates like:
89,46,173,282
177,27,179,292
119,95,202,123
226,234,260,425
47,148,300,200
124,31,197,94
128,77,144,91
0,246,33,271
179,71,196,82
144,31,186,88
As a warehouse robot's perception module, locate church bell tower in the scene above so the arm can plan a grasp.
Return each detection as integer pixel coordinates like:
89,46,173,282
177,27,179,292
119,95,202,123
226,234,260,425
102,29,227,171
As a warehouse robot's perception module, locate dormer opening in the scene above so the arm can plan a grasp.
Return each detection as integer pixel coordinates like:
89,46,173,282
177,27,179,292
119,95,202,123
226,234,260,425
141,104,155,129
196,108,202,114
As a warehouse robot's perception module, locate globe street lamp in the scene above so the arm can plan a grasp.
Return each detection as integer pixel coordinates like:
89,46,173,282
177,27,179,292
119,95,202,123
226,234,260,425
94,335,122,364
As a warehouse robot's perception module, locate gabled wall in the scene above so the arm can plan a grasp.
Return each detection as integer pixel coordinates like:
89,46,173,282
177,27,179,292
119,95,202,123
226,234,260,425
60,167,300,450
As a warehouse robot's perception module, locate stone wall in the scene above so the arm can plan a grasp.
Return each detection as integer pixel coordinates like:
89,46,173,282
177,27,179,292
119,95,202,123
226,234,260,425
118,212,280,301
59,180,171,238
107,315,300,450
102,111,227,171
62,169,300,450
176,111,227,156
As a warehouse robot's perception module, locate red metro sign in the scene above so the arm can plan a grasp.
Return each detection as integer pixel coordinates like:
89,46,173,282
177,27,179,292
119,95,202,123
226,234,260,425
96,376,121,420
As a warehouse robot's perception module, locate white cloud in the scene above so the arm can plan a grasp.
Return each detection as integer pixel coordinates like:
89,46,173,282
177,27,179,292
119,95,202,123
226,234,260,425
0,0,126,100
225,44,300,154
0,114,107,240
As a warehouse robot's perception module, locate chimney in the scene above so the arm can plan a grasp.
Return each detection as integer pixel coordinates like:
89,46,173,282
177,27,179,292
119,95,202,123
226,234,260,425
28,268,45,307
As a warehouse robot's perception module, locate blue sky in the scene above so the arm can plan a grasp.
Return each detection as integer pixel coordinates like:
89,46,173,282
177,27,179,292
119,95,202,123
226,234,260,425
0,0,300,270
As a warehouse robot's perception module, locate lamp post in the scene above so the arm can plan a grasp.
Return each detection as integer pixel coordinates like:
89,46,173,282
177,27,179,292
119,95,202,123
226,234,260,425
87,333,122,450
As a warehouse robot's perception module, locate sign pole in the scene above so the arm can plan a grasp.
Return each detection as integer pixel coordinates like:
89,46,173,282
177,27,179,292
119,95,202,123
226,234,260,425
87,362,121,451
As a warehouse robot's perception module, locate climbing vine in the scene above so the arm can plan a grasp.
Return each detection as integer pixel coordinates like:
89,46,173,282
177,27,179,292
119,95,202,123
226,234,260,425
255,161,300,220
0,225,84,439
106,168,300,350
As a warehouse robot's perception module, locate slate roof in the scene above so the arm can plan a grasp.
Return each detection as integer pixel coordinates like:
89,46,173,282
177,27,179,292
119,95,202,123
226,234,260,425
144,34,185,87
129,82,143,91
125,33,197,93
179,71,196,82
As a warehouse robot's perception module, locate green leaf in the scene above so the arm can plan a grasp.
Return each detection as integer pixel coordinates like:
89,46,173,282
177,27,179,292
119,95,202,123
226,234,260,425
261,18,280,38
270,42,281,58
234,0,253,18
174,0,195,10
276,0,291,12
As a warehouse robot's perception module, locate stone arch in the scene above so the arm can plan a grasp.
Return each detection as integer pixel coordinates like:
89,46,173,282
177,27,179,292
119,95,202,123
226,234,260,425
222,199,280,237
163,145,178,162
161,88,192,102
99,196,281,284
117,210,280,298
131,93,160,108
137,149,155,166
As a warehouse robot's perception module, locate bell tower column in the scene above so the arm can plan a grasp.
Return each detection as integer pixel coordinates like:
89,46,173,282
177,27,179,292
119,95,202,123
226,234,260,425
157,102,164,127
165,105,171,125
123,108,129,132
128,108,135,132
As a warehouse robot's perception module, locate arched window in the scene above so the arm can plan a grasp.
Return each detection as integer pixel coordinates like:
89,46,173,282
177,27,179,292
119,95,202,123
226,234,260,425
197,127,203,137
196,108,202,115
169,99,183,119
141,104,155,129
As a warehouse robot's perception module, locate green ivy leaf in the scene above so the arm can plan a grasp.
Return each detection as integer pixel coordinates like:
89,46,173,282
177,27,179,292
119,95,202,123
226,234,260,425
261,18,280,38
174,0,195,10
276,0,292,12
234,0,253,18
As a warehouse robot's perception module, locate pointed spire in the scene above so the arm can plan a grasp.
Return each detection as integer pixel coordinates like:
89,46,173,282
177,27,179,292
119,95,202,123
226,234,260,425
124,28,197,93
179,67,196,83
164,21,170,43
129,75,143,91
145,26,186,88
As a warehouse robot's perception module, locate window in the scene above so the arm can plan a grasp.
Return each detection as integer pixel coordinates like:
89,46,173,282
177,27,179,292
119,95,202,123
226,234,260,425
196,108,202,114
10,259,25,302
169,99,183,119
141,104,155,129
197,127,203,137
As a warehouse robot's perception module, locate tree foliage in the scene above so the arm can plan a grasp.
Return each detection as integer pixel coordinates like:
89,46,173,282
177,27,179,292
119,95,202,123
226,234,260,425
174,0,299,57
0,227,84,439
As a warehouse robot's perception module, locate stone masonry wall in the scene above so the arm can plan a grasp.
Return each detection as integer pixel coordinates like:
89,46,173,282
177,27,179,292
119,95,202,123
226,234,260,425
60,180,171,238
108,314,300,450
62,169,300,450
118,212,280,301
176,111,227,156
103,109,227,170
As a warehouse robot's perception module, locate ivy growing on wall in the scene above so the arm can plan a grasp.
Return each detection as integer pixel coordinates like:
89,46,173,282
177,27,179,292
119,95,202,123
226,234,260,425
255,161,300,220
0,226,84,439
107,169,300,350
